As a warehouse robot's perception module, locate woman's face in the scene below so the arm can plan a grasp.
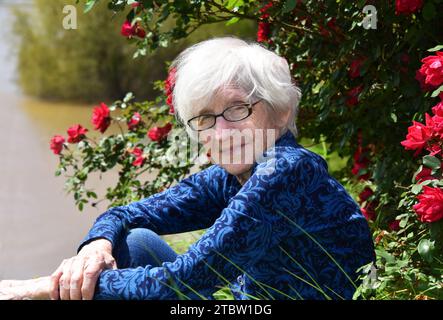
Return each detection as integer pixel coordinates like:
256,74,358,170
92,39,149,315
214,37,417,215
195,86,288,178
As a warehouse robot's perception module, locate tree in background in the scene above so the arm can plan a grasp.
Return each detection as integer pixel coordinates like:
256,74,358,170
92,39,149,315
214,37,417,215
12,0,256,102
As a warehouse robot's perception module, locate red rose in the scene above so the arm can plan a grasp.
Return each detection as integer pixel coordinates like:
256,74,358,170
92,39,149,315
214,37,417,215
352,147,371,180
359,187,374,203
361,202,377,221
415,70,436,92
388,220,401,231
326,17,338,31
127,112,142,131
121,21,134,37
148,123,172,142
415,167,438,183
67,124,88,143
427,113,443,137
413,186,443,223
165,68,176,114
432,100,443,117
50,135,65,155
166,95,174,114
348,57,366,79
92,102,111,133
319,25,330,38
346,85,363,107
129,147,146,167
395,0,423,15
400,120,433,156
416,52,443,88
131,2,140,8
257,22,271,43
121,20,146,39
423,113,443,156
352,131,371,180
259,1,272,18
426,143,442,157
426,143,442,156
257,2,272,43
135,27,146,38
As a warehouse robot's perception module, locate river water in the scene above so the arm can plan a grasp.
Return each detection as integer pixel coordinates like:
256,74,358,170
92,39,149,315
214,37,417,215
0,2,130,279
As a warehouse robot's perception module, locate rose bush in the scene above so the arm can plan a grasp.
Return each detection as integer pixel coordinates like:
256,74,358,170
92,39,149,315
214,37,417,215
355,48,443,300
50,0,443,298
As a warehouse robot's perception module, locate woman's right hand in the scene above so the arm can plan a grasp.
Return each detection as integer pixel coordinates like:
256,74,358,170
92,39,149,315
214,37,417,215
49,239,117,300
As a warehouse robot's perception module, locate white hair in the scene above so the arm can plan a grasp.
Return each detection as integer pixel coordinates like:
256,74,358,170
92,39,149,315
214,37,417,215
170,36,302,140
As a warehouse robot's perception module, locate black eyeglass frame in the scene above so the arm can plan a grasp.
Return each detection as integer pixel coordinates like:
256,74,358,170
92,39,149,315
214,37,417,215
186,99,263,132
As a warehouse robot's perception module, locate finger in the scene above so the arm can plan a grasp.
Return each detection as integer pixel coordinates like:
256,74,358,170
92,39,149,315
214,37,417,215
69,257,86,300
104,255,117,270
59,259,74,300
49,260,66,300
80,262,102,300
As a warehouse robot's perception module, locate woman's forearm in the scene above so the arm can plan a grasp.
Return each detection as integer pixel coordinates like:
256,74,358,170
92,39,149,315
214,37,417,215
0,276,51,300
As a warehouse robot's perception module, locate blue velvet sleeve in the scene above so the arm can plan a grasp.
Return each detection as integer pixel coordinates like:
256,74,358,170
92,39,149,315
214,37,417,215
77,165,229,253
91,156,306,300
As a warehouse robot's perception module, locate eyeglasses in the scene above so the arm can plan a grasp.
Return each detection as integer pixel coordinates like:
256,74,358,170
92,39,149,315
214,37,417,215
187,99,262,132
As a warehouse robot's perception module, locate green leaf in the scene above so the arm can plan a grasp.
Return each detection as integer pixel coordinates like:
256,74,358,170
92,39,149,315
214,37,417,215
312,80,324,94
225,17,240,26
225,0,244,11
431,84,443,98
123,92,135,103
411,183,423,195
412,164,424,183
282,0,297,13
86,191,98,199
84,0,97,13
399,217,408,228
418,239,435,263
428,45,443,52
126,9,135,23
423,155,441,170
375,248,395,264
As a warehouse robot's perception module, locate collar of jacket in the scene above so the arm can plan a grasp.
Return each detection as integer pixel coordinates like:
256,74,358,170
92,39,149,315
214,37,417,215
249,129,298,177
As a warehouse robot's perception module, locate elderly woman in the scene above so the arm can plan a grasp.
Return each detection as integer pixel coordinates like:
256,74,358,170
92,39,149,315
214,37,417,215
1,36,374,300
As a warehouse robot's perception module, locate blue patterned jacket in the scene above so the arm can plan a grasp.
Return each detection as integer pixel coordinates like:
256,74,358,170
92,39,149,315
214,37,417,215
78,130,375,300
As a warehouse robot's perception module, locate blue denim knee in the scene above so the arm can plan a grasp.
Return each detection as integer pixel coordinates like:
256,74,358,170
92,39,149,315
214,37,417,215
113,228,178,268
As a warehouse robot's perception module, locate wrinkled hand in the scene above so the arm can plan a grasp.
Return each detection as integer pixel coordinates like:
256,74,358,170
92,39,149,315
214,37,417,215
49,239,117,300
0,277,50,300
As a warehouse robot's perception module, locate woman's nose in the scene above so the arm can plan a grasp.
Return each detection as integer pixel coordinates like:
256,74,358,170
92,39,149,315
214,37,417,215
213,116,233,140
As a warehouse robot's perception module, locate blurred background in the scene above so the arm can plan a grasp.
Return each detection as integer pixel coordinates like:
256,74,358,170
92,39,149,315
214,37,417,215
0,0,256,279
